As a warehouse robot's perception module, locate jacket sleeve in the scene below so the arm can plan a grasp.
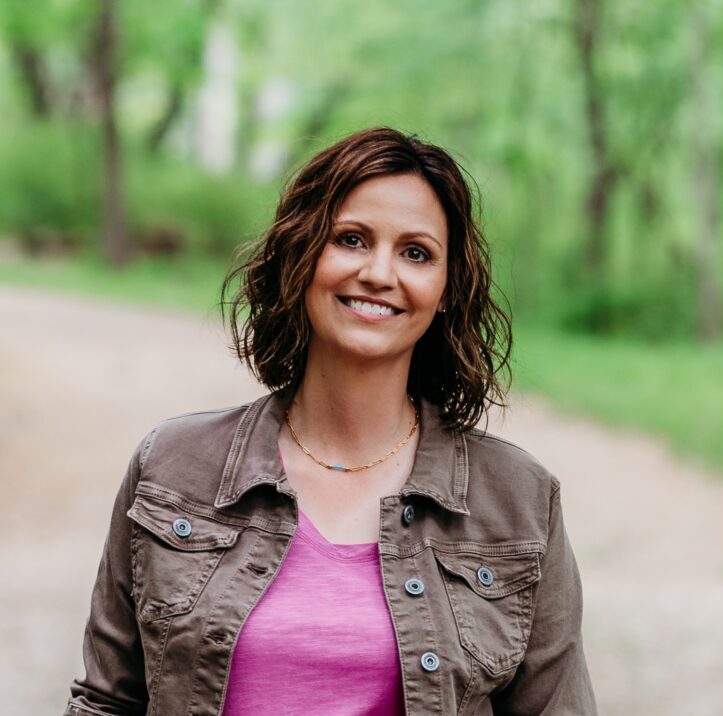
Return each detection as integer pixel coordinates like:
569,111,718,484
491,482,598,715
63,434,155,716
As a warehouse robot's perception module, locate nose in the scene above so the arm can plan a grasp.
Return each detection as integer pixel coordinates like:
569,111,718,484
356,246,398,289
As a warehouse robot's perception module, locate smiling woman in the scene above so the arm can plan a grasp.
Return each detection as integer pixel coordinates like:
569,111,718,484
223,127,511,434
64,127,598,716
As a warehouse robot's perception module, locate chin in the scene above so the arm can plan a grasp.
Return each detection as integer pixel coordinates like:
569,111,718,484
335,336,411,363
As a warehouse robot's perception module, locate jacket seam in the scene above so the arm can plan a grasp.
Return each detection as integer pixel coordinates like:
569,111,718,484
457,651,481,715
412,547,443,710
129,523,142,616
139,427,160,472
379,553,410,714
134,483,251,528
380,537,547,558
156,403,254,422
454,432,470,513
148,616,172,715
466,429,539,458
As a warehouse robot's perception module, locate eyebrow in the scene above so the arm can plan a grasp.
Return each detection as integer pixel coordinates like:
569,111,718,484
333,219,443,250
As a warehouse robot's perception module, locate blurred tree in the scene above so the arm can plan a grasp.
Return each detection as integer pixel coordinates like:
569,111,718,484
690,0,721,341
122,0,214,155
0,0,720,334
572,0,619,278
0,0,85,115
91,0,127,266
11,44,53,115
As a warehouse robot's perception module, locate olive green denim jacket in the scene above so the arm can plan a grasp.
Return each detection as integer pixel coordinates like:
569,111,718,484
64,390,598,715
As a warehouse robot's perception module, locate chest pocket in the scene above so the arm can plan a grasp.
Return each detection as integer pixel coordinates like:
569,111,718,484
434,548,542,675
128,490,243,624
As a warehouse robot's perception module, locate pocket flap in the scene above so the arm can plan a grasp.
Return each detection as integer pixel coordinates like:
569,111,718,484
128,493,241,551
434,550,541,599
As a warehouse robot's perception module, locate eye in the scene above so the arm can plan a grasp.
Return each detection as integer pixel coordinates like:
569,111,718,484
335,232,365,249
403,246,431,263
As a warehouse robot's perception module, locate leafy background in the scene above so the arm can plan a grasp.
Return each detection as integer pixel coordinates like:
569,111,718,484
0,0,721,466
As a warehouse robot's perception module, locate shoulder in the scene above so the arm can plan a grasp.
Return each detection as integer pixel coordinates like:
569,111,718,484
462,427,560,539
132,400,258,500
142,402,255,463
465,427,560,494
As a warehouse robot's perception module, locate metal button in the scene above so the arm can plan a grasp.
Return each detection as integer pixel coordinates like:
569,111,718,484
404,578,425,596
402,504,415,526
421,651,440,672
172,517,193,538
477,566,494,586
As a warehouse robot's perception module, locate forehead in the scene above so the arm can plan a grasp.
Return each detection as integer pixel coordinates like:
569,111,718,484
335,173,448,244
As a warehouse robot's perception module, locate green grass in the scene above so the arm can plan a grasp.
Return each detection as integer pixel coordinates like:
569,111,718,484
2,254,722,474
0,254,230,315
513,326,723,475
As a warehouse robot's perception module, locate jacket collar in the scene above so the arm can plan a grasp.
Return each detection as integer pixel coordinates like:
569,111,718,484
215,390,470,516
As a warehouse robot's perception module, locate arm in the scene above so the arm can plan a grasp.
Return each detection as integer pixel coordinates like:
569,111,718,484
63,434,155,716
491,482,598,715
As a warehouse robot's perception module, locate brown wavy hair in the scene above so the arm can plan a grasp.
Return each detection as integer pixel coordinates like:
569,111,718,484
221,127,512,432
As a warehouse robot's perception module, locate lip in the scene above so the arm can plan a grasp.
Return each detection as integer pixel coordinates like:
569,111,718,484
338,295,403,311
336,295,403,322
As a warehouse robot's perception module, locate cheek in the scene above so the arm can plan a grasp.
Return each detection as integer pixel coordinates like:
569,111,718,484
307,246,350,294
305,254,331,307
304,252,343,327
409,271,446,314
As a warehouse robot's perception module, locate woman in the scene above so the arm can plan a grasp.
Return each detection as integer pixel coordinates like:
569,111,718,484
65,127,597,715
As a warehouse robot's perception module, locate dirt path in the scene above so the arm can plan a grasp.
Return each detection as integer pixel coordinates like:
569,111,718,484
1,284,722,715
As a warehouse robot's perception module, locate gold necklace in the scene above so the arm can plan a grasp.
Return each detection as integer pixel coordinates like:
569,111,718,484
285,398,420,473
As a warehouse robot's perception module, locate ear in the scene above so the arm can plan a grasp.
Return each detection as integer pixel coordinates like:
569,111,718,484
436,302,446,313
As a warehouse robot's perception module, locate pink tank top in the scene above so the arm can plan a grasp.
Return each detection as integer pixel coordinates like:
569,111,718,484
221,508,405,715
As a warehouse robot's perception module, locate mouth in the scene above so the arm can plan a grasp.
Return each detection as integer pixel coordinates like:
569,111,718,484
337,296,403,318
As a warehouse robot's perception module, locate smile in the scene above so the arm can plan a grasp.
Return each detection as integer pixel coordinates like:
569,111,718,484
337,296,403,319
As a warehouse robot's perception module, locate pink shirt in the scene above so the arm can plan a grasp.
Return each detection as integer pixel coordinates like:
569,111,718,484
221,508,405,715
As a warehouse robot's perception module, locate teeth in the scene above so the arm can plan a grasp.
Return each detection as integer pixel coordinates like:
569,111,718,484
347,299,395,316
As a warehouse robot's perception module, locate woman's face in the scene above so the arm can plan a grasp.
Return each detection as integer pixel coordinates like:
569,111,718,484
304,172,448,365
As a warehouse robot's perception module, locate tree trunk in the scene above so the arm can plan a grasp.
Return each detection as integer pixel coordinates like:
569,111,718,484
93,0,128,266
691,1,721,341
11,44,53,115
573,0,617,276
146,84,183,155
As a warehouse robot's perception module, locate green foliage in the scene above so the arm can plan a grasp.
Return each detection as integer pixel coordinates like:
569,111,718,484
124,149,277,257
513,324,723,473
0,120,100,249
0,120,277,256
0,0,721,341
121,0,211,85
558,274,699,341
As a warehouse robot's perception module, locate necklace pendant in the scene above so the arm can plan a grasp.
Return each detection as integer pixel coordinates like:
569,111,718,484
329,464,350,471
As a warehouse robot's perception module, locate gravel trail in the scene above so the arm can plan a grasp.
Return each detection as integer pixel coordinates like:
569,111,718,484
1,284,721,715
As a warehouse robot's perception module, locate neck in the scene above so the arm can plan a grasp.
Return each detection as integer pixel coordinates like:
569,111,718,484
287,345,415,465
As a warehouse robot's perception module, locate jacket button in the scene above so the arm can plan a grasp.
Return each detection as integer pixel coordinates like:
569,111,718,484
477,566,494,586
420,651,440,672
172,518,193,538
402,504,415,526
404,578,424,596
